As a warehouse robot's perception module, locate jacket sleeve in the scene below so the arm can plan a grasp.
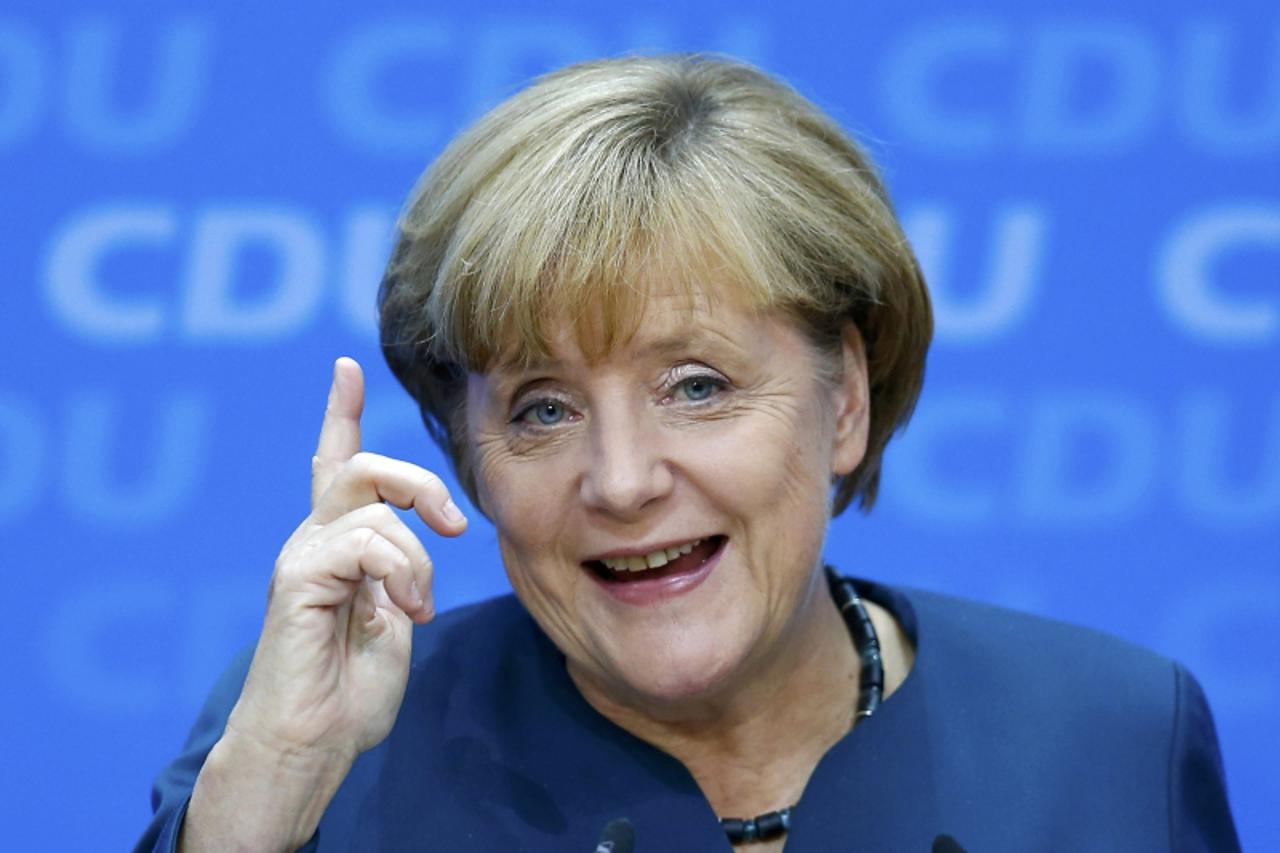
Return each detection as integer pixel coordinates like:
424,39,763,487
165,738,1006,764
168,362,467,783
132,648,252,853
1169,663,1241,852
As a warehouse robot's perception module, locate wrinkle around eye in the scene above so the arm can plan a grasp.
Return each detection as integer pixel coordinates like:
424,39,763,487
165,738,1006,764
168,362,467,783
484,415,579,460
662,375,800,429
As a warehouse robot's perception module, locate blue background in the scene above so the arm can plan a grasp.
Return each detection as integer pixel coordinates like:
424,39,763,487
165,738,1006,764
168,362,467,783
2,1,1276,849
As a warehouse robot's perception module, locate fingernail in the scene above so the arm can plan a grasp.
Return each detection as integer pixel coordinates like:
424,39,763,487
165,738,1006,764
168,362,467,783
409,581,424,608
442,499,465,525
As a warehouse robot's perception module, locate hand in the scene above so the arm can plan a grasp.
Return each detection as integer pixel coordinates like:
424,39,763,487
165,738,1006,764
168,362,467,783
232,355,466,756
182,357,467,851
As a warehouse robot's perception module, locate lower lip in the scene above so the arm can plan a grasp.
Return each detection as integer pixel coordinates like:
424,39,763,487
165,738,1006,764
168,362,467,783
587,540,725,606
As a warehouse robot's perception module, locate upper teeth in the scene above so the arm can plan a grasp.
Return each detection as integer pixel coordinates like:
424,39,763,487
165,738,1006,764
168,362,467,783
601,539,701,573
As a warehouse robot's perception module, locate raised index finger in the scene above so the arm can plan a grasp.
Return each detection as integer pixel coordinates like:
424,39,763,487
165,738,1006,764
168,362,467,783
311,357,364,509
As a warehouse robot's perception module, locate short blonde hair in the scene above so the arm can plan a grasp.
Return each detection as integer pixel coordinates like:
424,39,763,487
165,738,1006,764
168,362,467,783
379,54,932,514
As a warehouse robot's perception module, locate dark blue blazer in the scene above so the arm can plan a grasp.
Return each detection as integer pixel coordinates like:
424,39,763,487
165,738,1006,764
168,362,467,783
138,579,1240,851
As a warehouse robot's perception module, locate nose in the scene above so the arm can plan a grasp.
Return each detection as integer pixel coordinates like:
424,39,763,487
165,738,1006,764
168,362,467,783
579,405,674,517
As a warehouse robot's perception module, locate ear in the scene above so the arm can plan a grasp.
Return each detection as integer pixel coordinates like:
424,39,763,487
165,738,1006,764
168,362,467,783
830,321,870,477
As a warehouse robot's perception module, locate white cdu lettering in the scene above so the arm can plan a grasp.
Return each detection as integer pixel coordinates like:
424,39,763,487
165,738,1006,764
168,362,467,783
905,204,1045,342
1182,23,1280,155
63,18,212,155
1017,391,1158,523
339,206,396,336
44,204,175,341
1022,23,1159,154
322,19,453,154
62,391,210,526
1157,205,1280,343
879,22,1008,154
183,207,325,338
1177,392,1280,525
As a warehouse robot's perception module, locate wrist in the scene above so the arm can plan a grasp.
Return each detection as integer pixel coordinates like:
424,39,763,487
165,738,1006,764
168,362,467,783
183,728,354,852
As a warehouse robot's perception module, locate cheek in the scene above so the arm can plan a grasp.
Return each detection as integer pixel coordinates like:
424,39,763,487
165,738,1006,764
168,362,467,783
694,412,832,521
713,409,835,584
472,441,577,558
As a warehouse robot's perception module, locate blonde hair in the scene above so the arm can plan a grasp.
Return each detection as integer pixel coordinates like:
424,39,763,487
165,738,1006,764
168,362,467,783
379,54,932,514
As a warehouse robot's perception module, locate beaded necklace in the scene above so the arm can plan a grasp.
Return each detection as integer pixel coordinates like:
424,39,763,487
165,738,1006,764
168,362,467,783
719,568,884,845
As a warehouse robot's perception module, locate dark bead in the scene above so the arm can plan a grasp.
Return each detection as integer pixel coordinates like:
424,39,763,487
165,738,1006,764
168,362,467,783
858,686,883,715
756,811,786,839
722,818,746,843
853,614,878,647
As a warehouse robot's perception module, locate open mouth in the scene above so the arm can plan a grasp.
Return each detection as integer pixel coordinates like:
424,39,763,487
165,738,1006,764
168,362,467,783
585,535,727,583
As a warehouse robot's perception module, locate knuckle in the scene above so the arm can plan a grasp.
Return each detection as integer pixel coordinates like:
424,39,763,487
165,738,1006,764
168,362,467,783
360,529,405,566
330,452,372,485
355,526,382,551
349,450,379,471
368,502,398,526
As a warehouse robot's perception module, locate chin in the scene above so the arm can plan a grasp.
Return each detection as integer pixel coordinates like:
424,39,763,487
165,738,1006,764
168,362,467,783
609,632,746,706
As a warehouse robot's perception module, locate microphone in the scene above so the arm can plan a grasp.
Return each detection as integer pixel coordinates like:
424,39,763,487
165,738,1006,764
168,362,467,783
932,834,967,853
594,817,635,853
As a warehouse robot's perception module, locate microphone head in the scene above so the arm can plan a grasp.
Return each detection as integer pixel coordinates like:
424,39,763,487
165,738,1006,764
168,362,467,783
595,817,636,853
932,834,967,853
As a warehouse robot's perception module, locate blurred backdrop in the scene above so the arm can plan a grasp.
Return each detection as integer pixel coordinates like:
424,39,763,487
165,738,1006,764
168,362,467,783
1,0,1276,848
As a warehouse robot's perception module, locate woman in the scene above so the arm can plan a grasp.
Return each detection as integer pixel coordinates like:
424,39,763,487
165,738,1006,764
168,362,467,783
139,55,1238,851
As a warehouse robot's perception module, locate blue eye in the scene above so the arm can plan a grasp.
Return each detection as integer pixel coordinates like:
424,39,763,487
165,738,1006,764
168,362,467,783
676,376,723,402
519,400,566,426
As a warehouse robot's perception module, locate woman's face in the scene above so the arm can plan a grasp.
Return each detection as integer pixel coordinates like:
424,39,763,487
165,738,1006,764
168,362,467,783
466,287,868,709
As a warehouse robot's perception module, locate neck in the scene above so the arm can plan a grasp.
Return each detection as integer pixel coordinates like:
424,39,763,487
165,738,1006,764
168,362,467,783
568,567,860,818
